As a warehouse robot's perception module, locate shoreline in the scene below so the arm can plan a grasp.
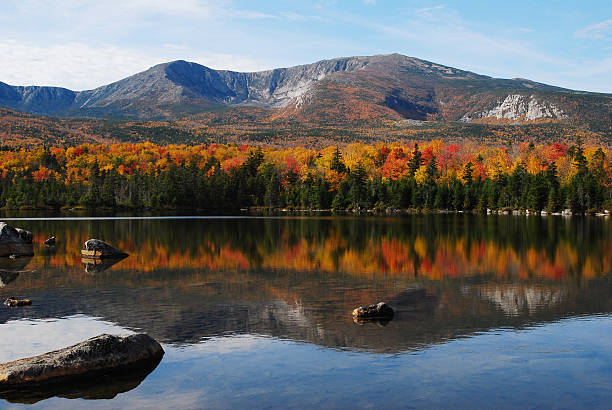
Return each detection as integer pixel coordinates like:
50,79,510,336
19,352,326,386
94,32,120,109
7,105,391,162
0,206,609,218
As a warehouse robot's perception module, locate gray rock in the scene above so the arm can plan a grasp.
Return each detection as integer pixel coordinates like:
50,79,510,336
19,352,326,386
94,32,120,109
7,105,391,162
0,223,34,257
0,359,160,404
0,334,164,388
352,302,394,320
82,239,128,259
15,229,33,244
3,297,31,307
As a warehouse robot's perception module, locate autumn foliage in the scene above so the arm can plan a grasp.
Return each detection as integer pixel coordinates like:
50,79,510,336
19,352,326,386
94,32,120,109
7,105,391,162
0,140,609,212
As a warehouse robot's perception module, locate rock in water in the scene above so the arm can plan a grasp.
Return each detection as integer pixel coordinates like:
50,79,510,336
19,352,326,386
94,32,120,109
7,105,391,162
4,298,32,307
81,239,128,259
0,359,161,404
44,237,56,246
0,223,34,257
352,302,394,319
15,229,32,244
0,334,164,388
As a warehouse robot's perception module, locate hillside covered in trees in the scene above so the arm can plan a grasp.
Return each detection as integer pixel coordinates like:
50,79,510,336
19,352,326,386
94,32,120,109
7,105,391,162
0,139,609,214
1,106,610,150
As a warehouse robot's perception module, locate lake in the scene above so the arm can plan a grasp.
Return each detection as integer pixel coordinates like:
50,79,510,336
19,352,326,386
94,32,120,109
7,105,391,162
0,214,610,409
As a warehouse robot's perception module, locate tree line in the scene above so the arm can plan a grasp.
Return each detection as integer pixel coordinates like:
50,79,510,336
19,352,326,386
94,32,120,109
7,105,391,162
0,140,609,214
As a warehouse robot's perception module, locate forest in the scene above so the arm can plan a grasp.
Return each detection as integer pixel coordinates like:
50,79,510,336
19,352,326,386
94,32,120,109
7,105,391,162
0,139,609,214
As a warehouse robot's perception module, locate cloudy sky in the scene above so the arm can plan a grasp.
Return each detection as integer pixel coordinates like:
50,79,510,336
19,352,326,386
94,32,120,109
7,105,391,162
1,0,610,92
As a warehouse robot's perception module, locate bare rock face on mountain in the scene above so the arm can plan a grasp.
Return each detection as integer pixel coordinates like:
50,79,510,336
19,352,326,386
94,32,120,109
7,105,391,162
0,54,610,130
0,223,34,257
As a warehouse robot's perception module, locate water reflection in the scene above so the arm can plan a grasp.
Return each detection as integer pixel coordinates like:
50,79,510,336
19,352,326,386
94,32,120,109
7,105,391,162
81,257,127,274
0,215,608,354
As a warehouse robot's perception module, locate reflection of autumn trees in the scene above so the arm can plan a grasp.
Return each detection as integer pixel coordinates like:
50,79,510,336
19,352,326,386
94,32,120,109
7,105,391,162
18,216,611,282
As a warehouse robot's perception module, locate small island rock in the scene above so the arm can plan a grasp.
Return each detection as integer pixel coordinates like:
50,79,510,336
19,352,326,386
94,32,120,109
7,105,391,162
352,302,394,319
0,334,163,388
0,223,34,257
82,239,128,259
4,298,32,307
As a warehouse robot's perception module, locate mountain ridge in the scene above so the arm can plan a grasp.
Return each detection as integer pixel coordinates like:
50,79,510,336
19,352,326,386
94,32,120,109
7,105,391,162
0,54,610,134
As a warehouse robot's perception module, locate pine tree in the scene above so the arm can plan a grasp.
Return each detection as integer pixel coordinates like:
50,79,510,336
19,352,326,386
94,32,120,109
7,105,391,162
408,143,423,177
462,162,473,184
330,147,346,173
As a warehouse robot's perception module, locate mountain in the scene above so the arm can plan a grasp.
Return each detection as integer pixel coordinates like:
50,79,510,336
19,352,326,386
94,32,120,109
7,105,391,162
0,54,611,133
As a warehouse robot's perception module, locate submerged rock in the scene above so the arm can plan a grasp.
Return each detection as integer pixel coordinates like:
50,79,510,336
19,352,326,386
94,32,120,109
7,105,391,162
352,302,394,320
0,334,164,389
3,298,32,307
81,239,128,259
0,223,34,257
44,237,56,246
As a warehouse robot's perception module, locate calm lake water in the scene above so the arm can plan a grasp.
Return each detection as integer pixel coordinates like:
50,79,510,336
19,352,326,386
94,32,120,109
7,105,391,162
0,214,610,409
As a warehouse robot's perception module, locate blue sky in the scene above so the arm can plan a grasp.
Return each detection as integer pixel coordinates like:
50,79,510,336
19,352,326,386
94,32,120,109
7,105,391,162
1,0,610,92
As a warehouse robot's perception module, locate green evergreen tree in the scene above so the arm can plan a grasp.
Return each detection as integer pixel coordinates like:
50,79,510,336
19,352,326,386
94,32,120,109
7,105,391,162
408,144,423,177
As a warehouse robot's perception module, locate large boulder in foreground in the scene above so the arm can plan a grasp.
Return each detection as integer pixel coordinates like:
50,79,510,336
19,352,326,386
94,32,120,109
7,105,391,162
352,302,394,320
0,334,163,390
0,223,34,257
82,239,128,259
0,361,160,404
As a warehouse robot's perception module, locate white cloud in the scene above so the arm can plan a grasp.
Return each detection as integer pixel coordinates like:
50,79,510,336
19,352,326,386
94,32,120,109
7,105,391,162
9,0,220,18
0,41,160,89
415,5,445,15
0,40,273,89
574,19,612,40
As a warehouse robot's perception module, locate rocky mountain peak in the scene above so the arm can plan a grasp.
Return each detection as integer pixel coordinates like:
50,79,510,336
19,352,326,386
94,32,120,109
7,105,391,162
0,54,609,131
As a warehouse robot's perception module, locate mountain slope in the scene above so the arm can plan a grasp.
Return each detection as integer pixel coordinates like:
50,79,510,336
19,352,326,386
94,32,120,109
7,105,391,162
0,54,610,133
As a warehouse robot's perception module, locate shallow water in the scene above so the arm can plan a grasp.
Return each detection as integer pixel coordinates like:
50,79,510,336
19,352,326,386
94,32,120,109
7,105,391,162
0,215,610,408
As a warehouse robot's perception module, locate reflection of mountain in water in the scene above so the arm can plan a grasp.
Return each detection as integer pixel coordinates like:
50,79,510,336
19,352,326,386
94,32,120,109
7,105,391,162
0,215,609,353
1,264,611,353
476,285,565,316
